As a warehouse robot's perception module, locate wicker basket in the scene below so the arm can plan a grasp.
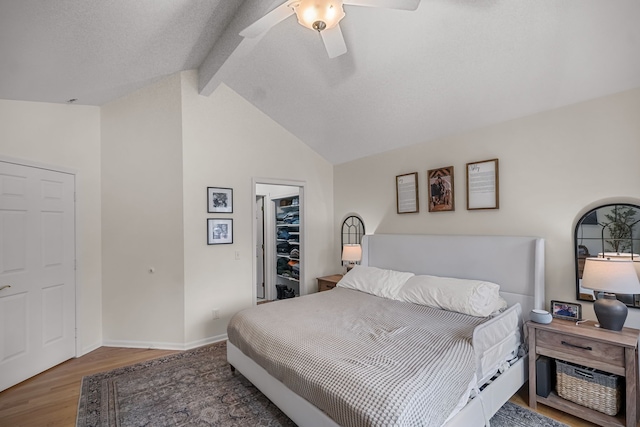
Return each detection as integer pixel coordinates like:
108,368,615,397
556,359,622,416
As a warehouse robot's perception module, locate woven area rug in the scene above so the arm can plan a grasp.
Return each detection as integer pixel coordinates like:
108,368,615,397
77,341,567,427
490,402,568,427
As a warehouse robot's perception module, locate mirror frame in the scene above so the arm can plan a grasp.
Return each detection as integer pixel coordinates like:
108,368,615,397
574,203,640,307
341,215,365,248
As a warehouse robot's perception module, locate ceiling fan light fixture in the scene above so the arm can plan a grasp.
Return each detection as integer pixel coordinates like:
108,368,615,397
294,0,345,32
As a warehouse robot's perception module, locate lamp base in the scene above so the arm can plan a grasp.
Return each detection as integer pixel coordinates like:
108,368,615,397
594,293,628,331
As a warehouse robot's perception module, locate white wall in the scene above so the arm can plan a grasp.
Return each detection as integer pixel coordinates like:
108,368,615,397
26,68,333,351
101,74,186,348
0,99,102,354
181,72,335,345
334,88,640,327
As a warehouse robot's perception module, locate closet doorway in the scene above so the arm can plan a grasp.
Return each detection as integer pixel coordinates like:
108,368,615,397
253,179,305,304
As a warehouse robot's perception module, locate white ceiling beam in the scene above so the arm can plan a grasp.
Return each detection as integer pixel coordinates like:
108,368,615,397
198,0,284,96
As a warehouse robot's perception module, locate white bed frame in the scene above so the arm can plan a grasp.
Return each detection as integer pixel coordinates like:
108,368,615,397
228,234,545,427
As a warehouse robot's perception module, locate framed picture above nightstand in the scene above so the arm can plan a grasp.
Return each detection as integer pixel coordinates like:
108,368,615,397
317,274,343,292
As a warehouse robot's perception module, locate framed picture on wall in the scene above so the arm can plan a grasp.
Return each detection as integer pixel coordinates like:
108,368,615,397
427,166,454,212
207,218,233,245
207,187,233,213
396,172,419,214
466,158,499,210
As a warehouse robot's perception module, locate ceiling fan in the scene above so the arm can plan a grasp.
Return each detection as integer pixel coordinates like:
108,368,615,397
240,0,420,59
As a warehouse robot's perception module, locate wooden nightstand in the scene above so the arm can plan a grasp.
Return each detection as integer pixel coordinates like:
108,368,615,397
527,319,639,427
317,274,343,292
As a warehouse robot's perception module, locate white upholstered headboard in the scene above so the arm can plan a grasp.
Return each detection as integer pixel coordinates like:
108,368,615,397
361,234,545,317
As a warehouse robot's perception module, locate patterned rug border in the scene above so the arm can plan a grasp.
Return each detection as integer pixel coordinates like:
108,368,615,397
76,342,227,427
491,401,569,427
76,341,568,427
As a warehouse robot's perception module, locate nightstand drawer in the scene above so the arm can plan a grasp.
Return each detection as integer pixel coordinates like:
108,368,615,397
318,279,336,292
317,274,343,292
528,320,639,427
537,329,625,368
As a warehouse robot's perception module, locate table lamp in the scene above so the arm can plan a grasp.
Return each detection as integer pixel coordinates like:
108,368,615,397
341,244,362,272
581,257,640,331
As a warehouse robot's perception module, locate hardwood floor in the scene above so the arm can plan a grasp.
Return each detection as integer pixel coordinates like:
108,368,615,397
509,387,599,427
0,346,612,427
0,347,177,427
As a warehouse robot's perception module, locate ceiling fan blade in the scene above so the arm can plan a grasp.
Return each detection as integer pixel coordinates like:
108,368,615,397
343,0,420,10
321,25,348,59
239,2,296,38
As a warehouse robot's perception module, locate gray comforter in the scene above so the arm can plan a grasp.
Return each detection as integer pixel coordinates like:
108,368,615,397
227,287,488,427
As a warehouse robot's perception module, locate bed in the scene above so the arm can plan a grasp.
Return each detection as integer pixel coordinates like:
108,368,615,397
227,234,545,427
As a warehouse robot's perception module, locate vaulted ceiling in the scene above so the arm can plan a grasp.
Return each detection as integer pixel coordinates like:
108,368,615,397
1,0,639,164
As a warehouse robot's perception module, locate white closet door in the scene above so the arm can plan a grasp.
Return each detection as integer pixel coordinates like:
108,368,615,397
0,161,76,392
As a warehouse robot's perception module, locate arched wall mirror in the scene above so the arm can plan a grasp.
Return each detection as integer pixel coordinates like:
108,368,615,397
341,215,365,248
575,203,640,307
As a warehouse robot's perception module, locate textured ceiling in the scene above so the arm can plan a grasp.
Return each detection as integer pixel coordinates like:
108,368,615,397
0,0,242,105
1,0,639,164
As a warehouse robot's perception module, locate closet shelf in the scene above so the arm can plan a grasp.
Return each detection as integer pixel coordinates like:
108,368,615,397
274,194,302,298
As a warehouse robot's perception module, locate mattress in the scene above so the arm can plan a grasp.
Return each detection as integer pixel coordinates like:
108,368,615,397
227,288,521,427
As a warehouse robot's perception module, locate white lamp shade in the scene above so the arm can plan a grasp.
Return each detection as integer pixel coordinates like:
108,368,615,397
341,244,362,262
596,253,640,280
582,257,640,294
294,0,345,31
597,252,640,260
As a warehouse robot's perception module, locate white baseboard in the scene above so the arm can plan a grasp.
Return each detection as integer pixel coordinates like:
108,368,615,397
101,339,186,351
79,342,102,357
185,333,228,350
101,334,228,351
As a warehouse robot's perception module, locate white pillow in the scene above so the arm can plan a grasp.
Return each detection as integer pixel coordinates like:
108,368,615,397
396,274,507,317
337,265,414,299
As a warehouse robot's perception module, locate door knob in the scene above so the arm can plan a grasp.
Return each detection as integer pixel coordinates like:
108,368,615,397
0,285,11,291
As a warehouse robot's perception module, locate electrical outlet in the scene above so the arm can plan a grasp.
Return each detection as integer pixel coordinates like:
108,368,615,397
212,309,220,319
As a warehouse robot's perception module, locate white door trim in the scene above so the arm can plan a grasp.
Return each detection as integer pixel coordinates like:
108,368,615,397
251,178,306,304
255,196,265,300
0,156,80,358
0,155,76,175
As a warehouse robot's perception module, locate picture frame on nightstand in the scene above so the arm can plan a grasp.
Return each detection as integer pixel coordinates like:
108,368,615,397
550,300,582,321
